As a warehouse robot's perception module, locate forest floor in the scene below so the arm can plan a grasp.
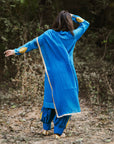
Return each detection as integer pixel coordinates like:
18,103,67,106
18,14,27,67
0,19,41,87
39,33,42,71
0,91,114,144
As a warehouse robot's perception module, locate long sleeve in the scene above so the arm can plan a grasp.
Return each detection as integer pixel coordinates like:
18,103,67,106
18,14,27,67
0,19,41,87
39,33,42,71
72,14,90,40
14,31,45,55
14,37,38,55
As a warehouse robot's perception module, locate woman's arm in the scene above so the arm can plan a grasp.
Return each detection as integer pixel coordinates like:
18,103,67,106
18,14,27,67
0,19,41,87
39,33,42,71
14,37,38,55
4,38,38,57
71,14,90,40
4,33,45,57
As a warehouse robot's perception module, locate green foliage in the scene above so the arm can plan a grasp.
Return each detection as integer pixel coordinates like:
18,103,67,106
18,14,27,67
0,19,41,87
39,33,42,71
20,0,24,3
108,32,114,43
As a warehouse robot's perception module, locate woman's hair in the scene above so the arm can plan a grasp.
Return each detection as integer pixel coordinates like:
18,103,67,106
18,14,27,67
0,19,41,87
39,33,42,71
52,10,74,35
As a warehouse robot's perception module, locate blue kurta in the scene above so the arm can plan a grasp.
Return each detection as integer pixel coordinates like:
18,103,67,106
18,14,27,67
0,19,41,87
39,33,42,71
14,15,89,117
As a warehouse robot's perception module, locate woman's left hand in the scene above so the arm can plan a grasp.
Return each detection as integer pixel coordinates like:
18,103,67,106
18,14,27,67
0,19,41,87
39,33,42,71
4,50,15,57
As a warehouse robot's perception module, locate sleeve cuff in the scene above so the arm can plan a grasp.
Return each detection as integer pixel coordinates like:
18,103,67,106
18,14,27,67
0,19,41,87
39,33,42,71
14,49,21,55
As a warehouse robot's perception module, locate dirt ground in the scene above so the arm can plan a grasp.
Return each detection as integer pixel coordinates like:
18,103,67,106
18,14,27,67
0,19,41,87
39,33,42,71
0,94,114,144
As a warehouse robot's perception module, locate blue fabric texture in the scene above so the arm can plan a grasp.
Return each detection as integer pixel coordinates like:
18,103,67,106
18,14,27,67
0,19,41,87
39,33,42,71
41,108,55,130
40,107,71,135
14,14,90,117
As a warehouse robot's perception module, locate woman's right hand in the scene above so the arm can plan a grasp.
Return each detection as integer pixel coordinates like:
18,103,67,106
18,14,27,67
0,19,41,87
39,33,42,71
4,50,15,57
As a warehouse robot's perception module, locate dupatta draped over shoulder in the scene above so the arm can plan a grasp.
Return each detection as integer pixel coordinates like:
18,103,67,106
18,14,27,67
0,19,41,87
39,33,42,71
14,15,90,117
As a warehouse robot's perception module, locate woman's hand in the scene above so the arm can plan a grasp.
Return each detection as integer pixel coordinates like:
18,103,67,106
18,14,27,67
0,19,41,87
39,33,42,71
70,13,73,17
4,50,15,57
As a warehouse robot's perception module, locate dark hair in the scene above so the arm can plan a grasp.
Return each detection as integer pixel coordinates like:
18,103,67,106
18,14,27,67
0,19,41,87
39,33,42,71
52,10,74,35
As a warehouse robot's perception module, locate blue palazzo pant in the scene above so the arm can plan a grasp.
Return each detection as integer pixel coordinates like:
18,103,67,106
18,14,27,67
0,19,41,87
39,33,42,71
40,107,71,135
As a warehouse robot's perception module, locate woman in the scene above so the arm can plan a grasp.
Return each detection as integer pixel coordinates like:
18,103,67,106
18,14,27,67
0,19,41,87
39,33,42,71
4,10,89,138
